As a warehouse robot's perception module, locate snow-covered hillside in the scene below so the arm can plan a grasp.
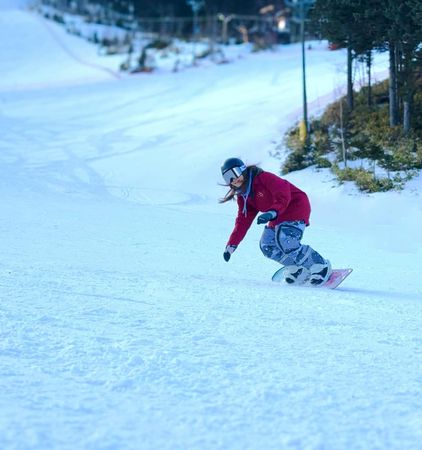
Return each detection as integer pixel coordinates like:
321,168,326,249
1,3,421,450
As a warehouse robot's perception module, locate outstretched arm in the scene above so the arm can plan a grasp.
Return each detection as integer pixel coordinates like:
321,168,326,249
226,197,258,249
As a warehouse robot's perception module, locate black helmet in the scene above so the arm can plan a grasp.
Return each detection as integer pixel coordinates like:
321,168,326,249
221,157,247,184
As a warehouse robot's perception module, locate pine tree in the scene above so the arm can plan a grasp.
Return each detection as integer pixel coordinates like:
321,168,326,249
312,0,422,132
311,0,376,111
377,0,421,130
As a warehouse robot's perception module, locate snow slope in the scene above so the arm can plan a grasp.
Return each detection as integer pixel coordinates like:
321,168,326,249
1,3,421,450
0,3,119,92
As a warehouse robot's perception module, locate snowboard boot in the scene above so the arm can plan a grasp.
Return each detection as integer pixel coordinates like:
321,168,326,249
283,265,310,285
307,260,332,286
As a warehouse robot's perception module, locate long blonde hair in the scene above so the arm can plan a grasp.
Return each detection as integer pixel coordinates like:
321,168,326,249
218,186,237,203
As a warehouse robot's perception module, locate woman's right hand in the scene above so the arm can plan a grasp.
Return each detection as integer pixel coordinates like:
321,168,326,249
223,245,237,262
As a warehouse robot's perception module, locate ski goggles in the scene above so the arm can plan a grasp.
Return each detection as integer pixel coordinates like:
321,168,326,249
222,165,246,184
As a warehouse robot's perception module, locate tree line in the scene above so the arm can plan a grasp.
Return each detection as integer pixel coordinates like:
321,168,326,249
311,0,422,134
96,0,285,16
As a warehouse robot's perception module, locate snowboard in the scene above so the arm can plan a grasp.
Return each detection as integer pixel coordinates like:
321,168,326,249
272,268,353,289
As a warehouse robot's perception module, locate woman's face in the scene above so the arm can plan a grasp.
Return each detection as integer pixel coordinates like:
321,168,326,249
231,174,244,189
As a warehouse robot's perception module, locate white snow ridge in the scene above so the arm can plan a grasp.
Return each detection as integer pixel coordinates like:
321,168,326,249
0,2,421,450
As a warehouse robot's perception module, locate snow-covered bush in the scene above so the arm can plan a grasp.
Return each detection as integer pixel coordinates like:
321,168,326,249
281,80,422,192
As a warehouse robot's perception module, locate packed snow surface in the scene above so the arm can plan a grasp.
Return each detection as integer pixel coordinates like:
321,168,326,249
1,3,421,450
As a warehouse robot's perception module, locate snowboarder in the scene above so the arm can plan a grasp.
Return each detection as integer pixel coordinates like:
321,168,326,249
220,157,332,286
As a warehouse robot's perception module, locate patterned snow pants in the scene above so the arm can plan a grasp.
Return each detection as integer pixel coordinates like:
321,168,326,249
259,220,326,268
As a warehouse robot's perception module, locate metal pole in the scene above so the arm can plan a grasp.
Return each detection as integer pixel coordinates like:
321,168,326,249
300,0,308,142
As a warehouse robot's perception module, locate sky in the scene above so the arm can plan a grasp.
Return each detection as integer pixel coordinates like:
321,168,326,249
1,2,422,450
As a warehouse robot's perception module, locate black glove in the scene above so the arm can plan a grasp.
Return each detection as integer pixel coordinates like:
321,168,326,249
223,245,237,262
257,210,277,225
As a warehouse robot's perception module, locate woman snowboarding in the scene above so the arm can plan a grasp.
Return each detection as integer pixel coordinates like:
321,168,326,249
220,157,332,286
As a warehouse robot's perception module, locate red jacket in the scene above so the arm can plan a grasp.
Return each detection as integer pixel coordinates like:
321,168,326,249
227,170,311,246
